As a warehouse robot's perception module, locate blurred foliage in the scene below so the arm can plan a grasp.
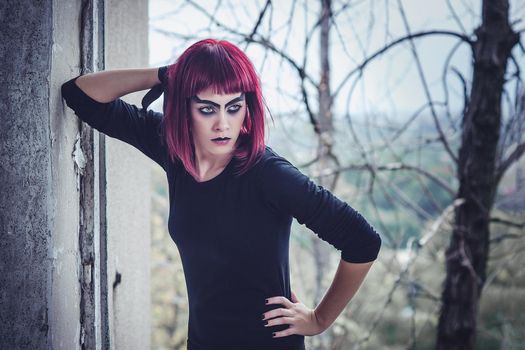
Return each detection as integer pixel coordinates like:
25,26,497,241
150,167,189,350
150,154,524,349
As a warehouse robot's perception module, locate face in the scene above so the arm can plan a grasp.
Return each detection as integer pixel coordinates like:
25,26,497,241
189,87,247,160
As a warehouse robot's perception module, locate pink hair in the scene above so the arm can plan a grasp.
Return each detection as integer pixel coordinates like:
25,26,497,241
161,39,268,180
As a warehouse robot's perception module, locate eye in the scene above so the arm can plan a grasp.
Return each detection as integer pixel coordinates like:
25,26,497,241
198,106,214,115
228,104,242,113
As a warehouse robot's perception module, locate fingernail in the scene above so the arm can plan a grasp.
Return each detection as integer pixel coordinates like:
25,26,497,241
265,299,269,304
272,332,276,337
264,320,268,326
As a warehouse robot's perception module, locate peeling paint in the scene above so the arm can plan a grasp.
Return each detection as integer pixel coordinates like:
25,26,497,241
52,42,63,54
72,132,86,194
80,324,85,345
73,132,86,176
83,264,92,285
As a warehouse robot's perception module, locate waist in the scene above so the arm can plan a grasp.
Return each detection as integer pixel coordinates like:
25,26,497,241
187,334,305,350
188,287,301,347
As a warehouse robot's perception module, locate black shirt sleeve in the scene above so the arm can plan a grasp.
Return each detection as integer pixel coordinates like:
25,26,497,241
258,153,382,263
61,75,167,171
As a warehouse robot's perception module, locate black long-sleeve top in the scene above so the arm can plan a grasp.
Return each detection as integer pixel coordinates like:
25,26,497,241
61,75,382,350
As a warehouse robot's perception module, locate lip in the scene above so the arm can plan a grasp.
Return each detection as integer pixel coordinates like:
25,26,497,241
212,138,231,145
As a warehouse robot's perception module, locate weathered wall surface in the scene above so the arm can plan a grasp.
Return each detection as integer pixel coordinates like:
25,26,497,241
50,0,84,348
0,1,153,349
1,1,60,349
105,1,152,350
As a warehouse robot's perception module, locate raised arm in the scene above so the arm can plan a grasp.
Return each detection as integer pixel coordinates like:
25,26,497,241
61,67,169,171
75,68,161,103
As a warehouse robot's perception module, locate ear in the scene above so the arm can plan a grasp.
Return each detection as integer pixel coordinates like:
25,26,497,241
243,106,252,133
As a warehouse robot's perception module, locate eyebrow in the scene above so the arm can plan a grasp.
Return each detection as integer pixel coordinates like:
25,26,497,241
191,93,245,108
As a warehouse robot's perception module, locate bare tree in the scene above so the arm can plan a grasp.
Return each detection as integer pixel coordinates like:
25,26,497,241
436,1,520,348
149,0,525,349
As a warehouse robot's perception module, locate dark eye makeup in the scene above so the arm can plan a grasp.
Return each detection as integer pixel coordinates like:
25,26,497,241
198,104,242,115
199,107,213,114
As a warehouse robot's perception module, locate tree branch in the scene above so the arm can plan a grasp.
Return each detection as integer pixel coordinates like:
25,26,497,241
496,141,525,183
311,161,455,196
396,0,459,165
489,217,525,229
333,30,473,98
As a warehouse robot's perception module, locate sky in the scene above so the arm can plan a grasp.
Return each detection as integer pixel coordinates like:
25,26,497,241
146,0,525,121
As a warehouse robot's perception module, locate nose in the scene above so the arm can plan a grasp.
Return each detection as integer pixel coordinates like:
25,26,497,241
214,109,230,131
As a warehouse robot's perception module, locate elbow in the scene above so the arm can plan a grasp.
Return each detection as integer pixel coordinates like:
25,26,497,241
373,232,382,255
60,81,67,101
367,232,382,262
341,232,382,264
61,79,74,105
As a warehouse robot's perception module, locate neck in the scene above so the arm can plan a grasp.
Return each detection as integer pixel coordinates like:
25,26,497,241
194,149,233,173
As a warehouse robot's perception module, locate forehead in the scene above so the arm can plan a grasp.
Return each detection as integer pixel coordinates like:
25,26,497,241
193,86,243,102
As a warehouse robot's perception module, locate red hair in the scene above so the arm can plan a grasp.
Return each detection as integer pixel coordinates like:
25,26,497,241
161,39,267,180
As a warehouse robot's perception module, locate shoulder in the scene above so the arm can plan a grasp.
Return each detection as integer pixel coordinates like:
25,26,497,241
254,146,294,172
261,145,298,166
254,146,308,186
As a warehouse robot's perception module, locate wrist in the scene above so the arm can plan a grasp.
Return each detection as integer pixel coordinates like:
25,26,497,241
157,65,169,85
313,308,330,331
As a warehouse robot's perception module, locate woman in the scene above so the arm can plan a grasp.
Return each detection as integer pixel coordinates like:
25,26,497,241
61,38,382,350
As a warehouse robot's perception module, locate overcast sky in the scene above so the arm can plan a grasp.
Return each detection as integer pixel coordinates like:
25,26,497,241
147,0,525,120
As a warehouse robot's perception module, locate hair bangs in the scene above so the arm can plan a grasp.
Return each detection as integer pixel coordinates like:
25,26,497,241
182,45,255,97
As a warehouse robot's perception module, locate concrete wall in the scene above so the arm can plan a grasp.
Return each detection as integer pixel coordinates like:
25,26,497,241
1,1,153,349
51,1,84,348
105,1,152,349
1,1,57,349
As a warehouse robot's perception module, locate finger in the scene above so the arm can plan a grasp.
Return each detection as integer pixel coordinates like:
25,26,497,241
272,327,296,338
263,307,294,320
264,316,295,327
267,296,293,308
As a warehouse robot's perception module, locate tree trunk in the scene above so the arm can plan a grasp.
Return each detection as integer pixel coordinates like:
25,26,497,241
312,0,334,349
436,1,519,349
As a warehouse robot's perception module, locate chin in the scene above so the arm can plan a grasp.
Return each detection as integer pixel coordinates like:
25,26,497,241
207,144,233,154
